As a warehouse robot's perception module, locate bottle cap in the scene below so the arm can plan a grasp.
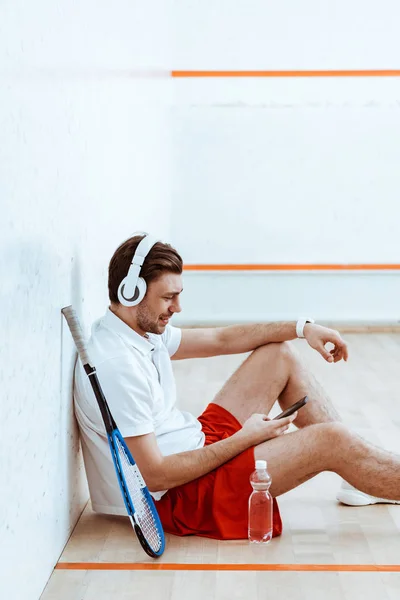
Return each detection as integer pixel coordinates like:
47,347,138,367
255,459,267,470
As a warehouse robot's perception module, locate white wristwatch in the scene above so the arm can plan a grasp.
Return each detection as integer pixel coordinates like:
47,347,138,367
296,317,315,338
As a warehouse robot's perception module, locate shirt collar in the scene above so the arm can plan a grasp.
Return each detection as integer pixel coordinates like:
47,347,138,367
101,308,155,356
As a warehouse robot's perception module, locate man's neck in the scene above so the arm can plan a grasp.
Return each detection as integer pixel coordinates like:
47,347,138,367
109,304,147,338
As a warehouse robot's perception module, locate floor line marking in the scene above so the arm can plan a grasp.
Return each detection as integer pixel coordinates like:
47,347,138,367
55,562,400,572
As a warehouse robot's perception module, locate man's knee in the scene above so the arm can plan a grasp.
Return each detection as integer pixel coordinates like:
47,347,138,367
325,421,349,439
252,340,295,360
300,422,350,470
313,422,351,452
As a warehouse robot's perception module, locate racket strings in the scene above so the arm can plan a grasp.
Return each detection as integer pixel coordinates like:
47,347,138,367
115,437,162,552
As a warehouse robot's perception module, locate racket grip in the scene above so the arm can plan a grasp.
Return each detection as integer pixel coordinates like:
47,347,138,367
61,305,91,367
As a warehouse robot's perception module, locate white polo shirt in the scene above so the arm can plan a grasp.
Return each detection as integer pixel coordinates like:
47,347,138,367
74,307,205,514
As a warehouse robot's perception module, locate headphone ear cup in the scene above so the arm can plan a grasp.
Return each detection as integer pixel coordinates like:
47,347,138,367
134,277,147,304
118,276,147,307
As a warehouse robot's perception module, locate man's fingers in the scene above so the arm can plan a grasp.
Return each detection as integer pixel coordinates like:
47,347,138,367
324,336,349,363
331,339,349,362
320,344,334,362
277,412,298,426
277,423,292,435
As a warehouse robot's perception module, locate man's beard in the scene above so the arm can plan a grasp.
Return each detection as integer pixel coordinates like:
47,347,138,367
136,301,164,335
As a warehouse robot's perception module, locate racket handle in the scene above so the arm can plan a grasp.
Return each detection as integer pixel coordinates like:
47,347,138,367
62,305,91,367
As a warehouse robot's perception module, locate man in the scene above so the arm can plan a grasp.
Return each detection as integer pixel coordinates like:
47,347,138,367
74,233,400,541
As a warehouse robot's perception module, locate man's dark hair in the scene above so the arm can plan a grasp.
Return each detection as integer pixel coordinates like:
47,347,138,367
108,234,183,304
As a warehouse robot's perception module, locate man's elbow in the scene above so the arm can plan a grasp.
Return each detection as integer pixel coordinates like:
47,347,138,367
147,481,165,493
146,478,168,493
143,465,168,493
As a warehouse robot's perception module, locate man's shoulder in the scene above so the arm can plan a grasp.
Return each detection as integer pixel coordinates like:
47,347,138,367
74,338,145,397
89,322,129,363
149,324,182,357
78,322,143,384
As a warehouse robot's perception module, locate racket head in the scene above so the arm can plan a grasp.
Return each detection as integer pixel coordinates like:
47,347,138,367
109,430,165,558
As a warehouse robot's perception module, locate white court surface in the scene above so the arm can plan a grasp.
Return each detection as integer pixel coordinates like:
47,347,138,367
41,332,400,599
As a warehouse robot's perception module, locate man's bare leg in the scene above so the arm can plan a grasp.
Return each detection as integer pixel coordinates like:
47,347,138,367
213,342,400,501
213,341,341,427
277,341,343,427
255,422,400,502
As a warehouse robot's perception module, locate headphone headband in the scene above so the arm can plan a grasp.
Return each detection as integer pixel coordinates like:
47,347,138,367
132,233,159,265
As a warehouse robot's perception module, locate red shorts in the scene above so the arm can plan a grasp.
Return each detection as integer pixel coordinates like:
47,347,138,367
155,403,283,540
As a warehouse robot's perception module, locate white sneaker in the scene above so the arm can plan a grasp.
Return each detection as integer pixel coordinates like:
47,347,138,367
336,480,400,506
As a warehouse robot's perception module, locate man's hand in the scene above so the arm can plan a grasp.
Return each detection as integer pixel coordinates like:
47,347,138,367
238,412,297,446
304,323,348,363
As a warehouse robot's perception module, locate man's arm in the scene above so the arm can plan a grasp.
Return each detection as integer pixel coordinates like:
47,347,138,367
125,413,295,492
174,322,348,363
173,322,299,360
217,322,299,355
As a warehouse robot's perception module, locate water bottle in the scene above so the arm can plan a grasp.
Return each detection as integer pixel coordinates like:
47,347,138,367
248,459,273,544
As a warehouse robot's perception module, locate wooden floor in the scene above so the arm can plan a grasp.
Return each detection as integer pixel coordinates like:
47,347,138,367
41,332,400,599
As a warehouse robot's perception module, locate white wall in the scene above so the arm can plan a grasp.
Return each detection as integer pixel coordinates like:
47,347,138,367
1,3,400,598
0,2,172,599
171,0,400,70
170,0,400,326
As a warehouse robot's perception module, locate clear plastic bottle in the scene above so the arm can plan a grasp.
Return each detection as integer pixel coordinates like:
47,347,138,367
248,459,273,544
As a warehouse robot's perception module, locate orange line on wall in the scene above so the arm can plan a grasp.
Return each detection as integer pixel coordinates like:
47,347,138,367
56,562,400,572
172,69,400,78
183,264,400,271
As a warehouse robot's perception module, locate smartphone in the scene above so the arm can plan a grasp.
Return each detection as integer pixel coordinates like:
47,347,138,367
273,395,308,420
